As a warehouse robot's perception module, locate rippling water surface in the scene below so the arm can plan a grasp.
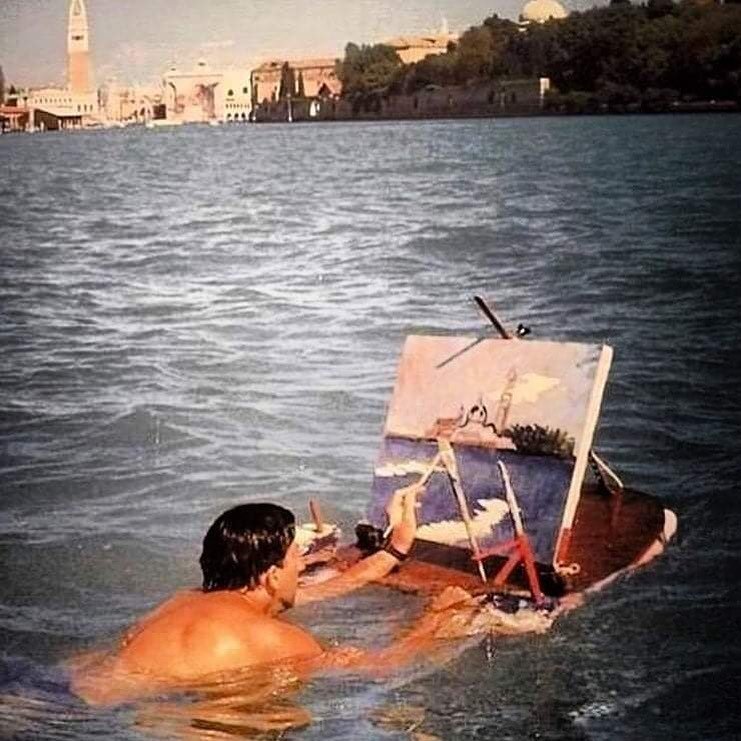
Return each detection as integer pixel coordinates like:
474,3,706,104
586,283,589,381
1,115,740,740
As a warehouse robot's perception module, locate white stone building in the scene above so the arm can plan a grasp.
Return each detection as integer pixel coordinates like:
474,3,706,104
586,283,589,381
220,69,252,123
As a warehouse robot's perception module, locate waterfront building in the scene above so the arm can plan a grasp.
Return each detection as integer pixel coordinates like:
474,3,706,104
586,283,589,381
162,60,252,123
250,58,340,108
0,104,29,133
292,59,342,99
100,80,165,123
250,60,282,106
221,68,252,122
24,85,98,129
164,59,218,123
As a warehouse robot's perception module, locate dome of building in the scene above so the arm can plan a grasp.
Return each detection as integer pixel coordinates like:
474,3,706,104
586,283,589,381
520,0,568,23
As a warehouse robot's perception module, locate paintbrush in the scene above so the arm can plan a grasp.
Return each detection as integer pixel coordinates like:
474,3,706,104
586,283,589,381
382,451,442,539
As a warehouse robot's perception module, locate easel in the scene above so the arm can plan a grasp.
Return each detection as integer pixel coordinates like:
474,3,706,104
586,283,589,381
391,434,543,600
477,461,545,604
384,440,489,585
472,294,624,587
437,438,489,584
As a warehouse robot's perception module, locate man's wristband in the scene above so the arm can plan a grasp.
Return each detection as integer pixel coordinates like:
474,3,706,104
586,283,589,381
382,542,409,562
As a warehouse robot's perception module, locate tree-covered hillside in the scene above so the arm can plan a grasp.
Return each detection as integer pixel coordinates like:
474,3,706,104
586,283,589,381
337,1,741,112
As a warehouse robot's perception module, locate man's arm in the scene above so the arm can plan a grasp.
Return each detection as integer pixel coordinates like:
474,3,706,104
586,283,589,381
302,586,479,674
296,549,405,605
296,485,419,606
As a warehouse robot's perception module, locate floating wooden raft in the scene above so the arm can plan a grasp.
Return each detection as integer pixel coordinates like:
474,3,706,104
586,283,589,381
363,328,671,599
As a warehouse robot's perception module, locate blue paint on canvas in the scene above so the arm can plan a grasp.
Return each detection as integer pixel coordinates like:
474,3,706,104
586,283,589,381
367,436,573,565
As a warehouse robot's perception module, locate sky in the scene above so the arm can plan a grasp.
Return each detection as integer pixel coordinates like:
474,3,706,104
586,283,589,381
0,0,590,88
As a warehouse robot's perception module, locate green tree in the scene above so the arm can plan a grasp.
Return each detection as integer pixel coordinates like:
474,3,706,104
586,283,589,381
335,2,741,109
647,0,675,20
482,15,523,76
337,43,402,95
404,52,457,92
278,62,295,99
454,26,495,82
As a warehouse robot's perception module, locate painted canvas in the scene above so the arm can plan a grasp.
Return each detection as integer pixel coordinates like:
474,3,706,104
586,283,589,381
367,336,613,567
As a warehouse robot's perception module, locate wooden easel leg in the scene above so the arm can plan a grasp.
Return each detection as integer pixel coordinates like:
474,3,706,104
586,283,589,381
520,537,544,605
492,550,520,589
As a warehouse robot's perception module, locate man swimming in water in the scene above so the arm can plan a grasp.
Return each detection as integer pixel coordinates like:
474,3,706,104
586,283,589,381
72,487,429,703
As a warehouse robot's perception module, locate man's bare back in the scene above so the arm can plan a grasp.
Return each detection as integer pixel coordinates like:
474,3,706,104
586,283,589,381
71,490,425,704
73,593,322,703
120,589,323,676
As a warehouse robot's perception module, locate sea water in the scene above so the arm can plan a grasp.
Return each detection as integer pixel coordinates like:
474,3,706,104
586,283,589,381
1,114,740,739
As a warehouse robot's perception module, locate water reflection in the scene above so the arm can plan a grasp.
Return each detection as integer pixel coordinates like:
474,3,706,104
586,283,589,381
0,655,312,740
133,670,311,739
370,703,441,740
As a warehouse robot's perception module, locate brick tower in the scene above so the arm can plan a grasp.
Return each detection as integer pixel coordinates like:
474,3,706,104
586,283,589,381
67,0,92,93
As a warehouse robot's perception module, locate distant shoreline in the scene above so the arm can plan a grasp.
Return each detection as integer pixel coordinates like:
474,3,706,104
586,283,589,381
2,100,737,137
251,99,739,124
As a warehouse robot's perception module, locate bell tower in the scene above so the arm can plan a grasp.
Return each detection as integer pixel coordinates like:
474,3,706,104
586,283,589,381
67,0,92,93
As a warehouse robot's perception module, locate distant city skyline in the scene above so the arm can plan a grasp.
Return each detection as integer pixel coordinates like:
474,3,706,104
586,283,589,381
0,0,590,88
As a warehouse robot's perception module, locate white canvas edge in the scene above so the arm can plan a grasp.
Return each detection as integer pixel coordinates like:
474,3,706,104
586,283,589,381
552,344,613,567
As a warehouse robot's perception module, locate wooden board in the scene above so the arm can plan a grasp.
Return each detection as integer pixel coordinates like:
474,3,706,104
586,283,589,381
350,486,668,597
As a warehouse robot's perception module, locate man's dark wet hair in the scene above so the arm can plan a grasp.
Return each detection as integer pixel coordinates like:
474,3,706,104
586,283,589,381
199,503,296,592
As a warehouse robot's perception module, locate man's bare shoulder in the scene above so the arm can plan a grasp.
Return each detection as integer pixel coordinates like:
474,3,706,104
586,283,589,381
175,596,324,664
118,591,323,678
